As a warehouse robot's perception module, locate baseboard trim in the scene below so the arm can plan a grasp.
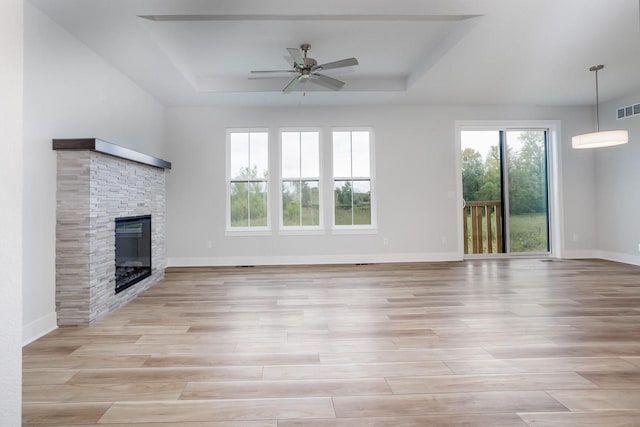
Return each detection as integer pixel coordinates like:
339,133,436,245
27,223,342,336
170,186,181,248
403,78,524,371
23,312,57,346
597,250,640,267
167,252,462,267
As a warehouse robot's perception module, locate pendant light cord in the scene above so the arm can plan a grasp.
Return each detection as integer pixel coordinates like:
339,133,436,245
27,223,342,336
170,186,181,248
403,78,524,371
595,68,600,132
589,64,604,132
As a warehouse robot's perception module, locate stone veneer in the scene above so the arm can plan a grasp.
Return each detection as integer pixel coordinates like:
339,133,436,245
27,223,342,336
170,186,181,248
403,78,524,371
56,150,166,326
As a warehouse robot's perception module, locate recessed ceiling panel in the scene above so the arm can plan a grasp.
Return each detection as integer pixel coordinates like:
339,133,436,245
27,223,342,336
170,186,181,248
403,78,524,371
139,15,475,92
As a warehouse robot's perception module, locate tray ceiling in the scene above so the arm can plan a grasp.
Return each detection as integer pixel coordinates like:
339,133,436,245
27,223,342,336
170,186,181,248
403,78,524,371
28,0,640,107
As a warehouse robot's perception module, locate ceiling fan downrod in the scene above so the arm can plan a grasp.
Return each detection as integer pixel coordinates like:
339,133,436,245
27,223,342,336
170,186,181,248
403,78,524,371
301,43,310,59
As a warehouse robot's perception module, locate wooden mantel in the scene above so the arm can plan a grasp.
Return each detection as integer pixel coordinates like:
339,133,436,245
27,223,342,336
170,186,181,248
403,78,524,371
52,138,172,170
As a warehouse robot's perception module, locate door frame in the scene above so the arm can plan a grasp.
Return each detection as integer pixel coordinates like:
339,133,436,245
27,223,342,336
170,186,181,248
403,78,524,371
454,120,564,259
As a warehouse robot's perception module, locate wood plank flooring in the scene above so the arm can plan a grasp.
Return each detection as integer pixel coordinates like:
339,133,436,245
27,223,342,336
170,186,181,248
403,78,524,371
23,259,640,426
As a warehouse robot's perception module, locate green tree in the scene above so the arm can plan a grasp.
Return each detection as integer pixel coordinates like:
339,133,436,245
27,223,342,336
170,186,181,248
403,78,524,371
507,132,546,215
300,181,320,226
462,148,484,201
335,181,353,208
282,181,300,226
474,145,501,202
282,180,320,226
230,166,267,226
518,131,547,213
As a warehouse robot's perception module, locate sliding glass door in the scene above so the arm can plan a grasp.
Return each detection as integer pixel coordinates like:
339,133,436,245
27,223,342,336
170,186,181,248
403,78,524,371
504,130,550,254
461,129,550,255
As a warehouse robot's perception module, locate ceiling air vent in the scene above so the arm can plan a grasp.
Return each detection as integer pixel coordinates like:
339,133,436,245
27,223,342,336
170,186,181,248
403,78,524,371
617,103,640,120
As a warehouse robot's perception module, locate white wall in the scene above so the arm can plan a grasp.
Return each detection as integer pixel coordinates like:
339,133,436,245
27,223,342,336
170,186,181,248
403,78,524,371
22,3,167,344
0,0,23,423
595,89,640,265
166,104,594,266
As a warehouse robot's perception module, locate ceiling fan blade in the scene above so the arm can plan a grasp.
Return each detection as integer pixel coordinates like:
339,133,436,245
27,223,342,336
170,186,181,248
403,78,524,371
283,55,295,67
249,75,294,80
250,70,297,80
310,73,345,90
314,57,359,71
286,48,305,67
283,75,304,93
251,70,297,74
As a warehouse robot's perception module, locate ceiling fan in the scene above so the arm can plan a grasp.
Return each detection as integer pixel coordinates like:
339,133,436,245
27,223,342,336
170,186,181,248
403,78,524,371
250,44,358,93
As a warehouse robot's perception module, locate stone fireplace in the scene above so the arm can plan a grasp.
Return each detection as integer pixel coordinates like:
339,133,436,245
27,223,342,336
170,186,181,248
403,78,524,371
54,139,171,326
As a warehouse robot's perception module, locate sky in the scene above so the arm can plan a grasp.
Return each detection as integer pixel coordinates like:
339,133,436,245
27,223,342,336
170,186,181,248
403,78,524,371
461,130,541,161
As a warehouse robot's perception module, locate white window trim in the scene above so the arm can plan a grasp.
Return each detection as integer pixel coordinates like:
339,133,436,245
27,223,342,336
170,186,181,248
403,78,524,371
225,128,272,235
330,127,377,234
332,226,378,235
225,229,272,237
278,127,324,233
278,228,327,236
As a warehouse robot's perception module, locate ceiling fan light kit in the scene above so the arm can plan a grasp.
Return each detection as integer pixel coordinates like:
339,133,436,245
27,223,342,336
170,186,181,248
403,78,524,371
251,44,359,93
572,64,629,149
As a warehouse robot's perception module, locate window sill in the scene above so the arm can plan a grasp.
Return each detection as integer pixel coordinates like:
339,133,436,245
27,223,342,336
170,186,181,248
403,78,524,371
225,229,272,237
278,228,326,236
331,227,378,235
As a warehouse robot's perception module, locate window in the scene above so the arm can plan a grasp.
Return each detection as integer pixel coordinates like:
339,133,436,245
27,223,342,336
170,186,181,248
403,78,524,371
281,130,321,229
227,130,269,230
332,129,374,228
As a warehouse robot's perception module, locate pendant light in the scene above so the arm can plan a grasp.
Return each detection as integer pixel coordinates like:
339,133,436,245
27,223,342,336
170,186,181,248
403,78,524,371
572,65,629,149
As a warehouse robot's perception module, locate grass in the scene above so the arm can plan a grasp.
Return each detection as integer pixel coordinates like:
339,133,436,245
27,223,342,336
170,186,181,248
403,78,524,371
509,213,548,253
283,206,320,227
335,207,371,226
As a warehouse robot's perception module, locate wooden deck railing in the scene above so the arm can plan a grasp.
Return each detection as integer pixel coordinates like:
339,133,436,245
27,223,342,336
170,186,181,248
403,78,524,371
463,200,503,254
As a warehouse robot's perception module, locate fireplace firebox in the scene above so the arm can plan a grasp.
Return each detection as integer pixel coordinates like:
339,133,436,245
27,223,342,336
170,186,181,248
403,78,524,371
115,215,151,293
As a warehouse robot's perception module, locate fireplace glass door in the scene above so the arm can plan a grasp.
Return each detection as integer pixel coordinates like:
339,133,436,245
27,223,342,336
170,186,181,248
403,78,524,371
115,215,151,293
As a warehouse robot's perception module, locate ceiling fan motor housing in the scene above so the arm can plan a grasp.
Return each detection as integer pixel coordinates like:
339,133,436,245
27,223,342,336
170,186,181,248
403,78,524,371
297,58,317,78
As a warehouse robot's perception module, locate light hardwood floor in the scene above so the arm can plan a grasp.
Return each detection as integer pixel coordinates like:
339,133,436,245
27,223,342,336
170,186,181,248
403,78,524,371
23,259,640,426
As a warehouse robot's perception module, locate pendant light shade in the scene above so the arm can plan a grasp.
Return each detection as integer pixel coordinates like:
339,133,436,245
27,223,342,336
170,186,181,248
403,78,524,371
572,130,629,149
572,65,629,149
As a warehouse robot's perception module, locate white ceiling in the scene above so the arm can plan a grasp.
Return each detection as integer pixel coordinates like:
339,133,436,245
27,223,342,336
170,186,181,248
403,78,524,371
29,0,640,108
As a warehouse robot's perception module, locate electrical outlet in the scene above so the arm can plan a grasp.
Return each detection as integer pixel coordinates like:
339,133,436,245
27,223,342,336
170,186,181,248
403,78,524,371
637,243,640,253
383,238,389,245
441,236,448,244
206,240,212,249
573,233,580,242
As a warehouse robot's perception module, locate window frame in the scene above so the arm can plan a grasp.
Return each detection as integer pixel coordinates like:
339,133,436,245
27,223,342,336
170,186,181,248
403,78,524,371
225,128,271,236
278,127,324,235
331,127,377,234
